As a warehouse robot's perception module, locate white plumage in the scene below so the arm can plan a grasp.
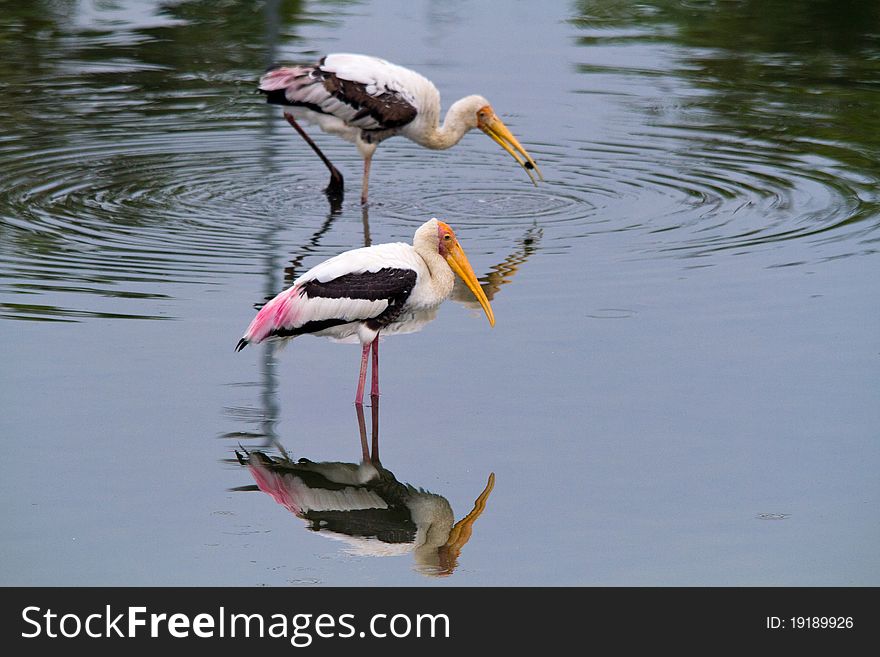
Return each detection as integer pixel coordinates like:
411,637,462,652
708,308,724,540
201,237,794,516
265,54,430,137
241,243,428,345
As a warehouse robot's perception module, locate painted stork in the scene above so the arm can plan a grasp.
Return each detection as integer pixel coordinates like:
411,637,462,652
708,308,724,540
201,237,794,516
259,53,544,204
236,218,494,405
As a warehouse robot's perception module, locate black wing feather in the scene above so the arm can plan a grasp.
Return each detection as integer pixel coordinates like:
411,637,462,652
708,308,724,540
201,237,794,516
300,268,417,303
267,268,418,338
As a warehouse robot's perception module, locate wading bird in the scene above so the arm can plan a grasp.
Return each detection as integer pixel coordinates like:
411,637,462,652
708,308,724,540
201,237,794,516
259,53,543,204
236,218,494,405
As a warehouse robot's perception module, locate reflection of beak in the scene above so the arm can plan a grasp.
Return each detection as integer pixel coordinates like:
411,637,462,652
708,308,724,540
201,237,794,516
445,241,496,327
446,472,495,551
479,112,544,186
430,473,495,577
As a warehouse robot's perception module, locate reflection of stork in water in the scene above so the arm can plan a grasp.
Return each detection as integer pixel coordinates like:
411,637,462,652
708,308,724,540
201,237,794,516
235,401,495,576
453,224,542,307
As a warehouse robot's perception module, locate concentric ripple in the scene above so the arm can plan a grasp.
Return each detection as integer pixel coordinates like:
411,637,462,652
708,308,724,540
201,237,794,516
0,100,366,321
367,122,879,269
4,100,877,321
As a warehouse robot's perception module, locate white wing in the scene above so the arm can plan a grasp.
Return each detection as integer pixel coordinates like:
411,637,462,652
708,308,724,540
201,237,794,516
259,53,437,135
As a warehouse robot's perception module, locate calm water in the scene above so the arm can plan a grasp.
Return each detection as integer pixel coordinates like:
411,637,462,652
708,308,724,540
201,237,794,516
1,0,878,586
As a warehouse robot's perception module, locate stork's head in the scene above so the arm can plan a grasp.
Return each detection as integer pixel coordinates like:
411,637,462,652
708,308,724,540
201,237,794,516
415,219,495,327
443,95,542,185
469,98,543,186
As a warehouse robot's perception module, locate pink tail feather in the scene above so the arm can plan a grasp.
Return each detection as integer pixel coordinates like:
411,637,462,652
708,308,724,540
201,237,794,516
259,66,313,92
237,286,302,349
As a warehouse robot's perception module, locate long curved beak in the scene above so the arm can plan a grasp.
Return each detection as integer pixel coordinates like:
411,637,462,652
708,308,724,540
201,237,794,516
445,240,495,327
479,112,544,186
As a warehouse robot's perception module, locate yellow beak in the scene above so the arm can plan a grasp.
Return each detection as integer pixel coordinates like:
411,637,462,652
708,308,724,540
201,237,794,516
445,240,496,327
479,112,544,186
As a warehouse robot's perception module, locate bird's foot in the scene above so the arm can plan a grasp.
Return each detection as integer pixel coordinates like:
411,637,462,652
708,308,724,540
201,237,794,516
328,173,344,192
325,171,345,212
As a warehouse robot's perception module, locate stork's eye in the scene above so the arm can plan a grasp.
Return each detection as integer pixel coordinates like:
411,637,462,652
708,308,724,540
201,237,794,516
443,234,452,241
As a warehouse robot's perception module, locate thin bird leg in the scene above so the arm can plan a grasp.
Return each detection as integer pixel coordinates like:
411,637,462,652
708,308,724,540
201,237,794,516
283,112,344,195
355,342,370,406
370,336,379,399
361,205,371,247
360,152,373,205
356,403,369,462
370,394,380,465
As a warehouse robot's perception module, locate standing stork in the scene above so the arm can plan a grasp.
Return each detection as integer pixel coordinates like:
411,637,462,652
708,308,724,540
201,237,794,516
259,53,543,204
236,218,494,405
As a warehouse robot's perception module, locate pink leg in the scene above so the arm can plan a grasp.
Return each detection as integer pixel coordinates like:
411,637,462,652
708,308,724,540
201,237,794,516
361,205,371,247
355,342,370,406
370,337,379,398
360,153,372,205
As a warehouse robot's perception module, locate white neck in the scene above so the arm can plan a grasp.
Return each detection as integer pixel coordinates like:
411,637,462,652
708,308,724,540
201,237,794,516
417,245,454,300
416,95,485,150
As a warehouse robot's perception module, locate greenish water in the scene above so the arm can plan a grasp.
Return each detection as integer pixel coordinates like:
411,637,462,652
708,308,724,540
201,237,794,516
1,0,878,585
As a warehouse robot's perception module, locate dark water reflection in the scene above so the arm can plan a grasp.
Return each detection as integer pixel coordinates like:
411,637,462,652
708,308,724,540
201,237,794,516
569,0,880,259
0,0,308,322
1,1,878,585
